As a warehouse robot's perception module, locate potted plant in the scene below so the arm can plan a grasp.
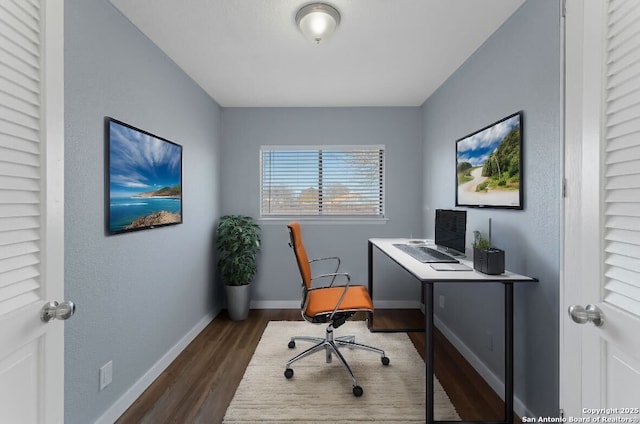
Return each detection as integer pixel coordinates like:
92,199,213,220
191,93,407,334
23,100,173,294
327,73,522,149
473,235,505,275
216,215,261,320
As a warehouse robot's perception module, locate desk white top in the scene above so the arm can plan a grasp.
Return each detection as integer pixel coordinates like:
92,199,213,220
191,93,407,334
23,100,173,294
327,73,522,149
369,238,537,283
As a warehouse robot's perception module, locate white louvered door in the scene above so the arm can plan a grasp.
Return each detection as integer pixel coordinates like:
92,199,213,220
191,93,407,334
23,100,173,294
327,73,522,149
563,0,640,416
0,1,65,423
591,0,640,408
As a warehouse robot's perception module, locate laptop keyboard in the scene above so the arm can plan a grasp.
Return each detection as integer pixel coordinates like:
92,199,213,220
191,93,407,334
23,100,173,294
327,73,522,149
393,244,459,263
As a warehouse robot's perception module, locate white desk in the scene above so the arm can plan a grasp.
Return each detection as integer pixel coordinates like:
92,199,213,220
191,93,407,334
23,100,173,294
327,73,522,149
367,238,537,424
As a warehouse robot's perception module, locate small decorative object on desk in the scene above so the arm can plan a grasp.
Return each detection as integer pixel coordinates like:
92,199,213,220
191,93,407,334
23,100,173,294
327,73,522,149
408,239,428,245
473,236,505,275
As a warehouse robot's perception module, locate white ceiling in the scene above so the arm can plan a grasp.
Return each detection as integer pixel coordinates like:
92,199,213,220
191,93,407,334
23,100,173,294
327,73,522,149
109,0,525,108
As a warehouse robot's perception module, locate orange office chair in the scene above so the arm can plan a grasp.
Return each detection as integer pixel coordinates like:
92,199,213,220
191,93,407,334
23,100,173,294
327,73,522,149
283,222,389,396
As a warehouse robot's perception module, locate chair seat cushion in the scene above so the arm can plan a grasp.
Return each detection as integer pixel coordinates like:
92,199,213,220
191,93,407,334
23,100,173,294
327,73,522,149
305,285,374,318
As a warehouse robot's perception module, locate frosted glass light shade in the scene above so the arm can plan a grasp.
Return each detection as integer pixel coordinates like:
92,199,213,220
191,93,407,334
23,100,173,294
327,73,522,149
296,3,341,44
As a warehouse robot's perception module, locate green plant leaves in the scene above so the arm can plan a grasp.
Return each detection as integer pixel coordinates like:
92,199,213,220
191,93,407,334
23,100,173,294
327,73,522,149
215,215,261,286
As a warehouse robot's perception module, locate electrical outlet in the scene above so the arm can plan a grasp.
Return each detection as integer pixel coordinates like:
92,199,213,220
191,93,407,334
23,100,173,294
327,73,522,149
439,295,445,309
99,360,113,391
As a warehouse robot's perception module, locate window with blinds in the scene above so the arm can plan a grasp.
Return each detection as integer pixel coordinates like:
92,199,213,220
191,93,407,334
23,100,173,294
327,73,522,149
603,0,640,317
260,146,385,218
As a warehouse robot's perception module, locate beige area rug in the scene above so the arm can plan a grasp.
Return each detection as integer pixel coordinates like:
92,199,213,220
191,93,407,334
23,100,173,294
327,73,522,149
223,320,459,423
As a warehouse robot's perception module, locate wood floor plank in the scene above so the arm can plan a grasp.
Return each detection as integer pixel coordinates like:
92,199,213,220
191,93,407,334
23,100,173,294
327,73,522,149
117,309,516,424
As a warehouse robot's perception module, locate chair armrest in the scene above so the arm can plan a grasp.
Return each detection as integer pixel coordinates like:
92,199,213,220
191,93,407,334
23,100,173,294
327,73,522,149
309,272,351,321
309,256,341,285
310,272,350,288
309,256,341,267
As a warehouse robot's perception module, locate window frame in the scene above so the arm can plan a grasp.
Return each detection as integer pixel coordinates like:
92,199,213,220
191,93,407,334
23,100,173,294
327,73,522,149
259,145,386,221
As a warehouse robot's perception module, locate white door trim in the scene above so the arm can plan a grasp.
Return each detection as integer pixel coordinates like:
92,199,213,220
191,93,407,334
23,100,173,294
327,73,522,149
42,0,66,420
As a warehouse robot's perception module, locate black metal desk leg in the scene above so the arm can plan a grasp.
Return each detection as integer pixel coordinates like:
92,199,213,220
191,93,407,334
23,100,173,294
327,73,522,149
368,241,374,331
505,283,514,424
425,282,434,424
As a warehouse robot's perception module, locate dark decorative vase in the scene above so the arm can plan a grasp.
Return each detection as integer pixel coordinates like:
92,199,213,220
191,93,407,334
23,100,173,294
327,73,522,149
225,284,251,321
473,247,505,275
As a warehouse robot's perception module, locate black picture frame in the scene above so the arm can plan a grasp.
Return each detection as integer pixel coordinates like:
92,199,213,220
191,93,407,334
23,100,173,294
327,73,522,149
106,118,183,234
455,111,523,209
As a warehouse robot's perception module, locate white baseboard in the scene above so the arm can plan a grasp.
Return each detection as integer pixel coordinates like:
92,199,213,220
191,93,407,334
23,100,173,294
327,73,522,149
250,300,421,309
95,311,216,424
434,316,533,419
250,300,299,309
373,300,422,309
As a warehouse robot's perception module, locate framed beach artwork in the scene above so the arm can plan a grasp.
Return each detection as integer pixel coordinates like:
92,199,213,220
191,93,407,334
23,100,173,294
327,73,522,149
106,118,183,234
455,111,523,210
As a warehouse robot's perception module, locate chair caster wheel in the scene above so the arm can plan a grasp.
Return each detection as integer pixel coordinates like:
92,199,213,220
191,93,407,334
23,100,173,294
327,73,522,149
288,340,295,349
352,385,363,397
284,368,294,379
382,356,390,366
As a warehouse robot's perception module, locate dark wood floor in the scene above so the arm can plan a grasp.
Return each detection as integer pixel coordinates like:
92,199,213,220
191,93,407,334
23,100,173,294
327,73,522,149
117,309,517,424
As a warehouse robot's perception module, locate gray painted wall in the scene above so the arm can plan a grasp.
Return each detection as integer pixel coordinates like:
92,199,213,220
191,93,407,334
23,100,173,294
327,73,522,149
422,0,561,416
64,0,222,422
61,0,561,421
220,108,424,305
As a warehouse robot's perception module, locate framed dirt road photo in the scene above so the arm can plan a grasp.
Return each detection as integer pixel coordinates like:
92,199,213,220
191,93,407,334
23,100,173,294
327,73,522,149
455,111,523,209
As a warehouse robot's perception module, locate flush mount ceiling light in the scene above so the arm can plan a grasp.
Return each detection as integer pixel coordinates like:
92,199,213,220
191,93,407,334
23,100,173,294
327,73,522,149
295,3,341,44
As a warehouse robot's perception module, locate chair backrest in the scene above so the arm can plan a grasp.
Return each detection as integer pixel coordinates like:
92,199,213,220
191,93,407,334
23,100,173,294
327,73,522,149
287,222,312,290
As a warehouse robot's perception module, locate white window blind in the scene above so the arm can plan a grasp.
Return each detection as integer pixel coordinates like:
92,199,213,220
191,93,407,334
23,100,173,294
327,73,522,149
260,146,385,217
0,0,43,315
602,0,640,317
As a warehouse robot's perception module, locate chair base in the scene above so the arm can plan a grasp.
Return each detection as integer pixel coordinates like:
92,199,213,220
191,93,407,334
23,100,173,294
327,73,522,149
284,323,390,396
